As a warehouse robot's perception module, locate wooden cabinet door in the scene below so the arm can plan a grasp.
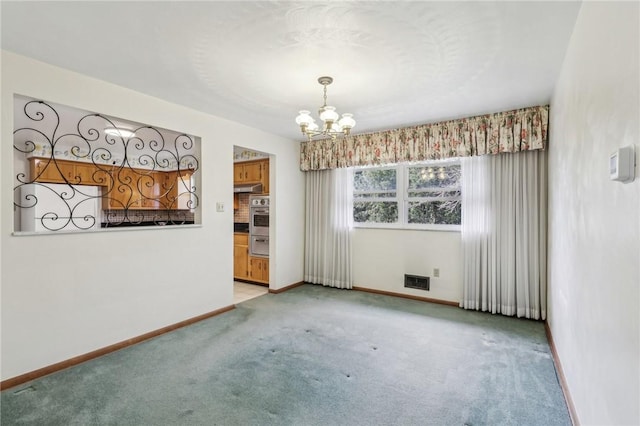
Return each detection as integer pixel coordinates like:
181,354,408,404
234,161,264,184
138,171,161,209
234,163,245,183
234,244,249,279
260,258,269,282
234,234,250,280
159,171,176,209
73,163,97,185
260,160,269,194
30,158,66,183
244,162,262,182
249,257,269,284
106,167,135,209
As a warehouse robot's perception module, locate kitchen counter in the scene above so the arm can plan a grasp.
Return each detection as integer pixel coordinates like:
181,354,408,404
234,222,249,233
102,221,194,228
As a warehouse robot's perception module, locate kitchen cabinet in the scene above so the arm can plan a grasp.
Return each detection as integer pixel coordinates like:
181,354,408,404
234,161,261,183
233,159,269,194
103,167,167,210
30,157,67,184
249,256,269,284
30,157,194,211
234,235,269,284
234,233,250,280
260,160,269,194
30,157,105,185
105,167,135,209
137,170,162,209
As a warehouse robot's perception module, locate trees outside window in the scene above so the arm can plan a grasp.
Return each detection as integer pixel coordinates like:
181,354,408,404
353,161,461,230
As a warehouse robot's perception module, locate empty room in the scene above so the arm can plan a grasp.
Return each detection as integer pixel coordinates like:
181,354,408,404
1,2,638,425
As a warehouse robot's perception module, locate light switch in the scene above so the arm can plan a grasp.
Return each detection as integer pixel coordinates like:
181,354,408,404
216,202,225,212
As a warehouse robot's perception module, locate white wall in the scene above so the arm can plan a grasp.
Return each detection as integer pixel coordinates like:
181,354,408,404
548,3,639,425
0,51,305,380
353,228,462,303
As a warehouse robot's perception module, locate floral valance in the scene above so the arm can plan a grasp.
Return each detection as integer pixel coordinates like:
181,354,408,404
300,105,548,171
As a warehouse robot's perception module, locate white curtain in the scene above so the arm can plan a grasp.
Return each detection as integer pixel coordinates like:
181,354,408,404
304,168,353,289
460,150,547,319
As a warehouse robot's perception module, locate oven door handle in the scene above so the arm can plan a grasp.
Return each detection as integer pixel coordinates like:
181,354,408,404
254,238,268,243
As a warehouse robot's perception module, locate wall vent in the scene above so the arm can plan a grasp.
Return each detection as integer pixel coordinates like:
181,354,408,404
404,274,430,291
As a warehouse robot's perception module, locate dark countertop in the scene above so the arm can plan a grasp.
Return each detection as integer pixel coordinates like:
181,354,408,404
234,222,249,233
102,221,195,228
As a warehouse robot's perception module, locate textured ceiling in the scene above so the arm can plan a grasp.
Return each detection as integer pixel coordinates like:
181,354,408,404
1,1,581,141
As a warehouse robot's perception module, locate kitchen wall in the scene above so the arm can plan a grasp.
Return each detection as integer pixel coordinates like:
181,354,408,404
0,51,305,381
547,2,639,425
353,228,462,303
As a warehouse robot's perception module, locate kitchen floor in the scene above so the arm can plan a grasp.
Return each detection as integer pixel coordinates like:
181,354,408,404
234,281,269,304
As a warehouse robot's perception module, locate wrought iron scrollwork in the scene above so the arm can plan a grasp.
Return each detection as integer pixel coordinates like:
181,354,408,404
13,97,200,232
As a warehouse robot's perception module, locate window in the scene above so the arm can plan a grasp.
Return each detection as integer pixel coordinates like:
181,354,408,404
353,161,461,230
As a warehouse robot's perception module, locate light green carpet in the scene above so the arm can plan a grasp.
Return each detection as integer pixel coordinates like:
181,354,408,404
1,284,570,425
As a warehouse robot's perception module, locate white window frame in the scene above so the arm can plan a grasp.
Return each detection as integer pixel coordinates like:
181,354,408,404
353,159,461,231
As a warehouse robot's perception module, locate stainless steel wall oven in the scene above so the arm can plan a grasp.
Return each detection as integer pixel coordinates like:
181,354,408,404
249,195,269,257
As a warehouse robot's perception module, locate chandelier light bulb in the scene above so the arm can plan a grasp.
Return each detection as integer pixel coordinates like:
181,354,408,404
319,106,339,123
338,113,355,129
295,110,313,126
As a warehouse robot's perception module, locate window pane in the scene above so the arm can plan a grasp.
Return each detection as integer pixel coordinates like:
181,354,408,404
354,201,398,223
408,164,461,190
354,169,397,191
408,200,461,225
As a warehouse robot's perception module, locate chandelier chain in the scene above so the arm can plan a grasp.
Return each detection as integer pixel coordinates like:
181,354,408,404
322,84,328,108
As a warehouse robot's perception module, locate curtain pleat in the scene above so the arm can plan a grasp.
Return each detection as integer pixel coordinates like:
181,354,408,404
461,150,547,320
304,168,353,289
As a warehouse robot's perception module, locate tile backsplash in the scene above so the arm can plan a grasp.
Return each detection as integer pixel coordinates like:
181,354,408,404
234,193,250,223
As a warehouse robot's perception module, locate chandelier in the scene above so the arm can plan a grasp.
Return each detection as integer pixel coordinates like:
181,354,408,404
295,76,356,141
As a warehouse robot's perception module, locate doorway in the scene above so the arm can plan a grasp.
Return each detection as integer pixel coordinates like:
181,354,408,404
232,146,272,303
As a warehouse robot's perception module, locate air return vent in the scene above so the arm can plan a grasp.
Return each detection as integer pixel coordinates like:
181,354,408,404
404,274,430,291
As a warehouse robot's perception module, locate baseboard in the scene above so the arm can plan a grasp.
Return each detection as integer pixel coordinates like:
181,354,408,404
544,321,579,426
0,304,235,391
269,281,305,294
352,286,459,307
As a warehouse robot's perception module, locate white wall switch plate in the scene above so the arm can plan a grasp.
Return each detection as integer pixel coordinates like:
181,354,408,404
216,202,225,212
